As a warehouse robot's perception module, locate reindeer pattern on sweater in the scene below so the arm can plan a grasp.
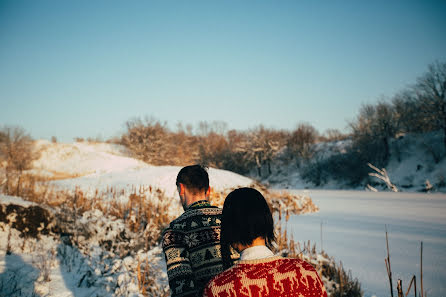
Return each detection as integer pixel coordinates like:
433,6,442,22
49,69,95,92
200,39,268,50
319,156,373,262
203,256,327,297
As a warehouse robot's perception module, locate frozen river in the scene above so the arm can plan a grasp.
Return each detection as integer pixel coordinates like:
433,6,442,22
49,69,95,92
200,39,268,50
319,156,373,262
285,190,446,297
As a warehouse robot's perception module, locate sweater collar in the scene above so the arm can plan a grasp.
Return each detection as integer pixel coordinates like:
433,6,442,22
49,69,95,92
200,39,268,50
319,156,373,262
240,245,275,261
186,200,211,210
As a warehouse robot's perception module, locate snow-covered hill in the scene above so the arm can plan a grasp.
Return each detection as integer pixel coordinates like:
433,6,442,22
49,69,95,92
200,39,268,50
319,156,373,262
263,131,446,192
32,140,253,199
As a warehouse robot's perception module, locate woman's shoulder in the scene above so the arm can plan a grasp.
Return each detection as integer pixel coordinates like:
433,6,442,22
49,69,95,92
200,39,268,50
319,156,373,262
274,257,318,271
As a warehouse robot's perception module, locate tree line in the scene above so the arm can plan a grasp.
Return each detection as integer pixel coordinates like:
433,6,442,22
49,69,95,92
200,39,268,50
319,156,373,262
1,61,445,188
120,61,445,185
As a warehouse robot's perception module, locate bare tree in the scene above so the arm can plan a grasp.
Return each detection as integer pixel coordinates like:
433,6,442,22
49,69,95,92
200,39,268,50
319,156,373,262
197,121,228,136
171,123,199,165
392,90,424,133
0,126,38,195
323,128,347,142
350,102,397,165
415,61,446,149
121,117,171,165
234,126,286,177
287,123,319,167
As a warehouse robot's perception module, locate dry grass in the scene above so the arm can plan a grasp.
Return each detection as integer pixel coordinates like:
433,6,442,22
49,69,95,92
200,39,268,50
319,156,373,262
1,172,353,297
137,258,169,297
209,182,319,216
43,171,88,181
1,175,174,297
1,172,174,248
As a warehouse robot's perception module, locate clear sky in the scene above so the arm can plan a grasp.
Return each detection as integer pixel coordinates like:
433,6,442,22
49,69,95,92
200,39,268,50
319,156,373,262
1,0,445,142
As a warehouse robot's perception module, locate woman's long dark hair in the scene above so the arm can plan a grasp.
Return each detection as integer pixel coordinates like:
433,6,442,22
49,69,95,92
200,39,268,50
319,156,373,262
220,187,276,269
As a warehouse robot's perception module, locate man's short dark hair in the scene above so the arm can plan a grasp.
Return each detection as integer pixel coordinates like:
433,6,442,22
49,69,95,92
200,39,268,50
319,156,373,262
176,164,209,192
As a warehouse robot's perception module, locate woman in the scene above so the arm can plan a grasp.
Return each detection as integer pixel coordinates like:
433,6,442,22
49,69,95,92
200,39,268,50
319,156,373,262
203,187,327,297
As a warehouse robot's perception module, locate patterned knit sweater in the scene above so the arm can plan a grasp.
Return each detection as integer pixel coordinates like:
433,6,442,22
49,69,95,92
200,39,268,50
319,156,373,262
162,201,238,297
203,256,328,297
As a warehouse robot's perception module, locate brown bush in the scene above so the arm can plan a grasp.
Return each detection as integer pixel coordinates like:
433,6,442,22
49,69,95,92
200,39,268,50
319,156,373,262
0,126,40,196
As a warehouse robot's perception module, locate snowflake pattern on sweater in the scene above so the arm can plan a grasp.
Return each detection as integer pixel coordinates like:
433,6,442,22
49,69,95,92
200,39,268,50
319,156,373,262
203,256,327,297
162,201,239,297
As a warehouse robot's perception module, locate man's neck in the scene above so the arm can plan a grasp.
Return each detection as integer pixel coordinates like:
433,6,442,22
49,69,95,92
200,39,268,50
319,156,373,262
184,188,208,207
185,197,208,208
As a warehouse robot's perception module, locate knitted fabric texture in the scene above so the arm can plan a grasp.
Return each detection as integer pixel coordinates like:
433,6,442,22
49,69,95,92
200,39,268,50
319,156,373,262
203,256,328,297
162,201,237,297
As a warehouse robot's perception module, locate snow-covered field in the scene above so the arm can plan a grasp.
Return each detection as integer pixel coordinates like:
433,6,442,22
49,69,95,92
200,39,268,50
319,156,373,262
0,141,261,297
2,140,445,296
287,189,446,297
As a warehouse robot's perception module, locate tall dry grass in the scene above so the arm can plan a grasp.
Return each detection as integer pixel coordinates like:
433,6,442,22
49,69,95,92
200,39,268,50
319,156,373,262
0,175,173,296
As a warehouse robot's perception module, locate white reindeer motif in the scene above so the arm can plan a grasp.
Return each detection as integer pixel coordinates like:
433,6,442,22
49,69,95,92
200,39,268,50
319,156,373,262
174,222,187,229
175,280,186,294
239,270,269,296
272,270,298,293
208,280,237,296
202,217,212,226
298,267,318,288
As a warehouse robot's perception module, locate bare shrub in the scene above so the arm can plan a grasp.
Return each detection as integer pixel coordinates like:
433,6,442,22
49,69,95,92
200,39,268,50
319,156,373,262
415,61,446,149
319,128,348,142
0,126,39,196
301,150,368,186
137,257,170,297
121,117,172,165
208,182,318,216
220,129,255,175
349,102,397,167
33,247,57,282
287,123,319,167
232,126,286,177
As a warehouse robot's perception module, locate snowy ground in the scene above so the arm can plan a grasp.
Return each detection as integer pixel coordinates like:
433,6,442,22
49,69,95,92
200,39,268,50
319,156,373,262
0,141,259,297
33,141,253,200
287,189,446,297
3,140,444,296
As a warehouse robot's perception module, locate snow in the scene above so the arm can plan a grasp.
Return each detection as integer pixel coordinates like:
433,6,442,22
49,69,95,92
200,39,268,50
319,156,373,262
0,195,36,207
2,139,445,296
0,140,256,297
264,131,446,192
287,189,446,297
0,206,168,297
32,141,253,199
386,132,446,191
33,141,149,177
52,166,253,199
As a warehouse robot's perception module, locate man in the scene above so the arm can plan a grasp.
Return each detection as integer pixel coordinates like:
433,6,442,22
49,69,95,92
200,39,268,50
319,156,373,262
162,165,238,297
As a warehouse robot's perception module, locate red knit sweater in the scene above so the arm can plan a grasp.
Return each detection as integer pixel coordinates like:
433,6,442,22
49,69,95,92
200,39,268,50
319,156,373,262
203,256,327,297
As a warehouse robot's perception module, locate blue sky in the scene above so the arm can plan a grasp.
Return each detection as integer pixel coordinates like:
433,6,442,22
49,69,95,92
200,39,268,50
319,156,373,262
1,1,445,141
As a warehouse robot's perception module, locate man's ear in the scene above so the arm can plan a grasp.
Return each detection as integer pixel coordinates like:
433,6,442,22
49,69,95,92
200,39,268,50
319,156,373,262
205,186,211,197
178,183,185,196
